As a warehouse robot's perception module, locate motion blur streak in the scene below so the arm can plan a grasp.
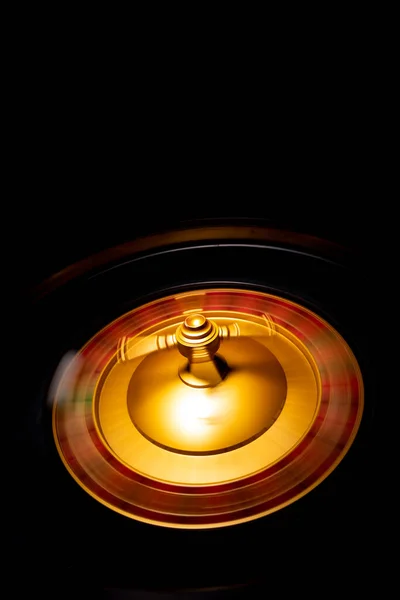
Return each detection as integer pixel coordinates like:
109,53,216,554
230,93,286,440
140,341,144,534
47,351,81,407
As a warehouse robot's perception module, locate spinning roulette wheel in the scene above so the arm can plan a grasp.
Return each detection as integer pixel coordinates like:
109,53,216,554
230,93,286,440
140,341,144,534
15,216,377,597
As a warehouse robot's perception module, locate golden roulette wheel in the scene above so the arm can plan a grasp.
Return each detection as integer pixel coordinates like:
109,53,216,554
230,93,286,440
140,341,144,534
16,216,377,597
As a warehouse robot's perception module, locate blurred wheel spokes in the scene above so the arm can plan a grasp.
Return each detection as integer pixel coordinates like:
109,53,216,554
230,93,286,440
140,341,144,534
53,287,363,529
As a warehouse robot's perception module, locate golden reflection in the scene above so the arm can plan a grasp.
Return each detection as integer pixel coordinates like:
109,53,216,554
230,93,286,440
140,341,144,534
94,317,316,480
53,288,363,528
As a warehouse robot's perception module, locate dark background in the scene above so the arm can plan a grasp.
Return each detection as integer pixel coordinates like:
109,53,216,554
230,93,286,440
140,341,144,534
7,20,390,594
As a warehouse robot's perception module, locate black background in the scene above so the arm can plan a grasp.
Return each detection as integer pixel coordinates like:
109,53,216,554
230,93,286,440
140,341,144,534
7,19,391,595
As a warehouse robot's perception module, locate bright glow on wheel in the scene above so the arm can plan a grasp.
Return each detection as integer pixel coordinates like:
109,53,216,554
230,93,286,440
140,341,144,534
53,288,363,529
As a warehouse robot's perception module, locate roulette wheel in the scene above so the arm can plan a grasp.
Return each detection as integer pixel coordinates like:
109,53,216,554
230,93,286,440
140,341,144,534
14,214,378,597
